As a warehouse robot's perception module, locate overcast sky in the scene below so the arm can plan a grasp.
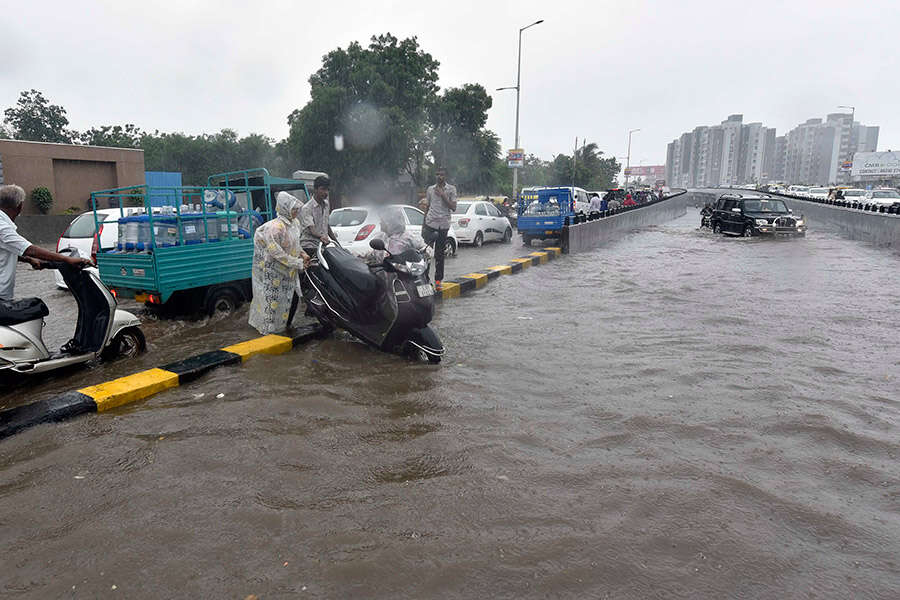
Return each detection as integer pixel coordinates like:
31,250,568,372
3,0,898,168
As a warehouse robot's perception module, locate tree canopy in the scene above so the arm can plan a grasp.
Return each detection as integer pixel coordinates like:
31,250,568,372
549,143,620,190
3,89,74,143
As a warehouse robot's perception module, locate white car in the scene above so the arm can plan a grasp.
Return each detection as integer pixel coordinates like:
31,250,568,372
450,200,513,246
806,187,831,200
839,189,867,202
54,208,122,289
865,189,900,207
329,204,458,257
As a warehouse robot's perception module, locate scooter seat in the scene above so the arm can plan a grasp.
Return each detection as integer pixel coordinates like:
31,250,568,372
323,246,377,296
0,297,49,326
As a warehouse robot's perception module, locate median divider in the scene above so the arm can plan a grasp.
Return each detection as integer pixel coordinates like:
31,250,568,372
0,324,328,441
436,246,561,303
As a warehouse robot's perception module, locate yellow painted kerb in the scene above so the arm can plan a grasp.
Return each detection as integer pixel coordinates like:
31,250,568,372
461,273,488,288
222,334,293,362
488,265,512,275
80,368,180,412
440,282,461,300
544,247,562,256
529,251,549,264
510,258,531,269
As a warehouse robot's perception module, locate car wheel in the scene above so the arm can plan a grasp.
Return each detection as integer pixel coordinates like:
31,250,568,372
473,231,483,248
742,225,754,238
712,222,722,234
502,227,512,243
444,238,455,257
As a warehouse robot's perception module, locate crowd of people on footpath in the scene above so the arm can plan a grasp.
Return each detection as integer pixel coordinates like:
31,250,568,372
588,188,665,213
248,168,457,336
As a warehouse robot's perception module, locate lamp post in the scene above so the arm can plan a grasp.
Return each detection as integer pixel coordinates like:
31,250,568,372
624,128,640,190
838,105,855,183
497,19,544,204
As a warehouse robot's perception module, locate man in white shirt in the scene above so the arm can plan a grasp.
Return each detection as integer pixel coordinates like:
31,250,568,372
298,175,338,254
0,184,92,300
420,167,457,286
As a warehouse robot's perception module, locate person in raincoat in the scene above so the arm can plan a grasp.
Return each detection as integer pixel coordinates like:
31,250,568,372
363,207,432,266
248,192,310,334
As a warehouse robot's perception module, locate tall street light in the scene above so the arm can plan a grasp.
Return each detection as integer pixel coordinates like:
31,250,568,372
838,105,855,183
624,128,640,190
497,19,544,204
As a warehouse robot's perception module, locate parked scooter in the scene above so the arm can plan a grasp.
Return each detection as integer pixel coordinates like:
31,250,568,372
302,240,445,363
0,249,145,375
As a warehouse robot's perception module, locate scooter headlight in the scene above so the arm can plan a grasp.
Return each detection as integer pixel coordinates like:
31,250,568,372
400,260,427,276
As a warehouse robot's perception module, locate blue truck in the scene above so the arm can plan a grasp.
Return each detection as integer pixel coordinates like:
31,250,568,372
516,186,585,246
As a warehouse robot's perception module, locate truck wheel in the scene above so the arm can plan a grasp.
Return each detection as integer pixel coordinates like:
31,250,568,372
522,234,532,246
102,327,146,360
205,286,242,316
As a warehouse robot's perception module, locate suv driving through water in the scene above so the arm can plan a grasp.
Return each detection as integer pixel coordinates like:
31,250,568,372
711,195,806,237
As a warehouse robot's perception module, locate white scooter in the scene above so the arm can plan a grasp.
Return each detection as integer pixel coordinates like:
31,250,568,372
0,249,145,375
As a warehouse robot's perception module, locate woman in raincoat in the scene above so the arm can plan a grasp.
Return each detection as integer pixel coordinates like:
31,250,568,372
248,192,310,334
363,207,431,265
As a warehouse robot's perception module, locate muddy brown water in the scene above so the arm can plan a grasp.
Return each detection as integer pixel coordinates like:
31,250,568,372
2,210,899,598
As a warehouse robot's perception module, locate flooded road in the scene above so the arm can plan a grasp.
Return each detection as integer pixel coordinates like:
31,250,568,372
2,209,899,598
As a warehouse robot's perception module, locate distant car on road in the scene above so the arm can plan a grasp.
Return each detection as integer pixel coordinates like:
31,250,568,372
329,204,458,258
450,200,513,246
54,208,121,289
840,189,867,202
865,188,900,207
806,187,831,200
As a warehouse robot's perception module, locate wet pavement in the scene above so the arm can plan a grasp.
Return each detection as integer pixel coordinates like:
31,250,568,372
2,209,899,598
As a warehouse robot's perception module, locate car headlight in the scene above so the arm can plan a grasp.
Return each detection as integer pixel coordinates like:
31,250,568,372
796,219,804,226
755,219,767,226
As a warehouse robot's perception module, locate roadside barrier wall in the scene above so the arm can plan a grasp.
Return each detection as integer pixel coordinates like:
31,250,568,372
562,190,688,254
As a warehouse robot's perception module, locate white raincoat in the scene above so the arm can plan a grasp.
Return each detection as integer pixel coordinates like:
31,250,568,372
248,192,307,334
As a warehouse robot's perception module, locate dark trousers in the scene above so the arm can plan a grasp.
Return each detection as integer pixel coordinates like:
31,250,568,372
423,225,449,281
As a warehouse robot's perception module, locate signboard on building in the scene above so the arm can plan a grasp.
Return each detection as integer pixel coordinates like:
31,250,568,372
507,149,524,169
840,160,853,172
850,151,900,178
624,165,665,178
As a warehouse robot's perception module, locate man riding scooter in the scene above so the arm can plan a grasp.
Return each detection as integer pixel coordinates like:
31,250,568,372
0,185,92,300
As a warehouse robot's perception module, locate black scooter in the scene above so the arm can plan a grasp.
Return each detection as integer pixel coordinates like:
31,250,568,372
302,240,445,363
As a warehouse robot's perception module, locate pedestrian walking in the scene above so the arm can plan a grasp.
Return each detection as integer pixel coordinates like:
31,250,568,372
421,166,457,288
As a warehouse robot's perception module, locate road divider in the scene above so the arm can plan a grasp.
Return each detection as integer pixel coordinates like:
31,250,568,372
436,247,561,303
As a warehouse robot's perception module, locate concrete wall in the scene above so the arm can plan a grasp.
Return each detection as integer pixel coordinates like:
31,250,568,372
563,192,689,253
14,215,77,246
0,140,144,215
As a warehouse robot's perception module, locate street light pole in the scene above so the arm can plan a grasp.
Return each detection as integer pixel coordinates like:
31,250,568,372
498,19,543,205
625,128,640,190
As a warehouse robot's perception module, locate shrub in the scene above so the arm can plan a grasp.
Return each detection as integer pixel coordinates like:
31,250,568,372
63,206,81,215
30,187,53,214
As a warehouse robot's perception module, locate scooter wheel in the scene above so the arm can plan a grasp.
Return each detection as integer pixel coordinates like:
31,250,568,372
103,326,146,360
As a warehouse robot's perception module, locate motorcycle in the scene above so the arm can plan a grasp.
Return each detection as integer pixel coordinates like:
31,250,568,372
0,249,145,375
700,208,713,229
302,239,445,363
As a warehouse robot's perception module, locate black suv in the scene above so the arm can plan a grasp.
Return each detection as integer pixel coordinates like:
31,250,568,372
710,194,806,237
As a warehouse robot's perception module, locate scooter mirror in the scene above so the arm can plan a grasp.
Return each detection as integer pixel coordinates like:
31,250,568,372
369,238,386,251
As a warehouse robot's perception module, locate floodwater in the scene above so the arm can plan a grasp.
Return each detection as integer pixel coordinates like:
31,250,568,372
2,208,899,598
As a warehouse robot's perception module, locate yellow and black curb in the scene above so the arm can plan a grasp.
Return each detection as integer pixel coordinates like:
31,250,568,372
0,325,328,441
434,247,561,303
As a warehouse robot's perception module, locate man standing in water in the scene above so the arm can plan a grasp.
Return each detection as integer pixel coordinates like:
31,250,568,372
298,175,338,256
420,167,457,288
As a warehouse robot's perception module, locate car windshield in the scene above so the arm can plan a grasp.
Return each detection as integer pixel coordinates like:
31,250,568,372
525,198,560,216
453,202,471,215
329,209,368,227
743,199,788,213
871,190,900,199
63,213,108,238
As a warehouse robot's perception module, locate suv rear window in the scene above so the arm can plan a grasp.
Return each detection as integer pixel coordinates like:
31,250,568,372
329,209,368,227
63,213,108,238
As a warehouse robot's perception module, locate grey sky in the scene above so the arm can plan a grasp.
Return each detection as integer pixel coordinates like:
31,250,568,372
3,0,898,169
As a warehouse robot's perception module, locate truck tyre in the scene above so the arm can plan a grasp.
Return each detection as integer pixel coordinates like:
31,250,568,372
205,286,242,316
522,234,532,247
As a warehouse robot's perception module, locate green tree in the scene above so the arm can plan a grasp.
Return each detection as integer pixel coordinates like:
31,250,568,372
79,124,144,148
30,186,53,214
429,84,499,194
3,89,75,143
550,143,620,190
284,34,440,197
